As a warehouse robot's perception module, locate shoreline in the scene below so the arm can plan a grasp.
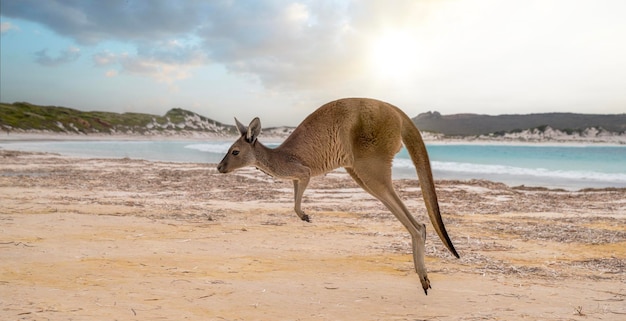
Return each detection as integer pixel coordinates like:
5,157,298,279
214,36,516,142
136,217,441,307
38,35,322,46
2,147,624,192
2,135,625,191
2,131,625,146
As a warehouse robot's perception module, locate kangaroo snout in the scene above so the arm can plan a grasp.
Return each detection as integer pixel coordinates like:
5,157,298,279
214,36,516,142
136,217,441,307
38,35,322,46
216,163,228,173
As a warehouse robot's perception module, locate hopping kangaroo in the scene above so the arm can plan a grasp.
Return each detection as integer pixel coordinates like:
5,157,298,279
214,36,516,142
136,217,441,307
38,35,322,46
217,97,459,294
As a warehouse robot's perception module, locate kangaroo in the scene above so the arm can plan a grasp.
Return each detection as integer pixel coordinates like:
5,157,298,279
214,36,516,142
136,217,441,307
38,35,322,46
217,97,459,294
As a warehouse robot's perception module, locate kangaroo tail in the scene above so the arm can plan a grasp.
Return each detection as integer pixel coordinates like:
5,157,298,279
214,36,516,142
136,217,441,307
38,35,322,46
401,116,460,258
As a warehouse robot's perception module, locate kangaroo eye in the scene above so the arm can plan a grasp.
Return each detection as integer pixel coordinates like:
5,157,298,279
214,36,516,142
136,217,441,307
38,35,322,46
231,150,240,156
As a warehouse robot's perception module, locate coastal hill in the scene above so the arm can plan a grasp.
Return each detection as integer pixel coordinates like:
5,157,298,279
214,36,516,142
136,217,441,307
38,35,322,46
413,111,626,136
0,102,238,136
1,102,625,143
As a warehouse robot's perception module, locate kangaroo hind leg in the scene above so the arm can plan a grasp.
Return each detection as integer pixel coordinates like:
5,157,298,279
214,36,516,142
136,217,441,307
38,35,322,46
346,162,431,294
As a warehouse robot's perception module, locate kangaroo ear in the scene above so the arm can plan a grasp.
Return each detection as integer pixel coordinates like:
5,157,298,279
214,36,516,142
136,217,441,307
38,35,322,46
247,117,261,143
234,117,247,136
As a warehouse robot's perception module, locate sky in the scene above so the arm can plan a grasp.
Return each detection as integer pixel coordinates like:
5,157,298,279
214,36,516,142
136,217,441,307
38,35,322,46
1,0,625,127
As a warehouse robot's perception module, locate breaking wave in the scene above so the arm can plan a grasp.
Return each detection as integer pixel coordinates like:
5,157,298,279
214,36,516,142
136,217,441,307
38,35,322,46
393,158,626,183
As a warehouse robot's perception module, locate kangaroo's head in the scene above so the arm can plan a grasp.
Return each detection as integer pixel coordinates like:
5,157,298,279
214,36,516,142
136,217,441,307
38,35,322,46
217,117,261,173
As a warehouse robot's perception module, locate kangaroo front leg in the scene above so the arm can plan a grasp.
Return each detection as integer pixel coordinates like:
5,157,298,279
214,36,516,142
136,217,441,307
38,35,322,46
293,177,311,222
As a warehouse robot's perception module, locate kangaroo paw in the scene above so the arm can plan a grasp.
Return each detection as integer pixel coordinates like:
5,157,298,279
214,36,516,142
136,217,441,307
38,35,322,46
301,214,310,222
421,275,431,295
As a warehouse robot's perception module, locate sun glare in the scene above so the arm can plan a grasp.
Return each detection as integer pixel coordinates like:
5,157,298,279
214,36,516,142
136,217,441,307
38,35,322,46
368,30,419,80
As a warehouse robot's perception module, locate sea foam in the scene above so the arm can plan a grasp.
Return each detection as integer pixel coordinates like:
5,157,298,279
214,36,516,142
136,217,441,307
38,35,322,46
393,158,626,183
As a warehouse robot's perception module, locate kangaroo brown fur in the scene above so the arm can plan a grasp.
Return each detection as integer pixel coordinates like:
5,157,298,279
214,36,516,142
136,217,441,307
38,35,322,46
217,97,459,294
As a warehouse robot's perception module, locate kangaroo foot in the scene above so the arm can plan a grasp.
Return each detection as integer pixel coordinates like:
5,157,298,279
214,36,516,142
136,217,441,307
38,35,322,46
420,275,431,295
294,208,310,222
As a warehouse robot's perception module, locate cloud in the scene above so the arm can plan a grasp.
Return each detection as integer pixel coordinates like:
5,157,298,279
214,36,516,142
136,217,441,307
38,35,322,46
93,39,207,84
4,0,626,108
194,1,363,90
0,21,19,33
1,0,205,44
2,0,361,90
104,69,118,78
93,51,117,66
118,55,193,85
34,46,81,66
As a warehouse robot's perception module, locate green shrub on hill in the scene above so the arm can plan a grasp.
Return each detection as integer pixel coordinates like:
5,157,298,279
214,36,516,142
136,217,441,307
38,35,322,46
0,102,233,134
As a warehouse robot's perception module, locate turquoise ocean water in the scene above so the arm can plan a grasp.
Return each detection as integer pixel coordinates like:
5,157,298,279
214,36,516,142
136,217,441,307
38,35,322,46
1,140,625,190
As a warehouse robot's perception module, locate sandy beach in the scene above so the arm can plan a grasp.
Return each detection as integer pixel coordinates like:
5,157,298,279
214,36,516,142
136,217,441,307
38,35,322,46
1,150,625,320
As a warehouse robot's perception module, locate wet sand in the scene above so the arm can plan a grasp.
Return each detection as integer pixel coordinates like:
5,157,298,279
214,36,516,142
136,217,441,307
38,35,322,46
1,150,625,320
